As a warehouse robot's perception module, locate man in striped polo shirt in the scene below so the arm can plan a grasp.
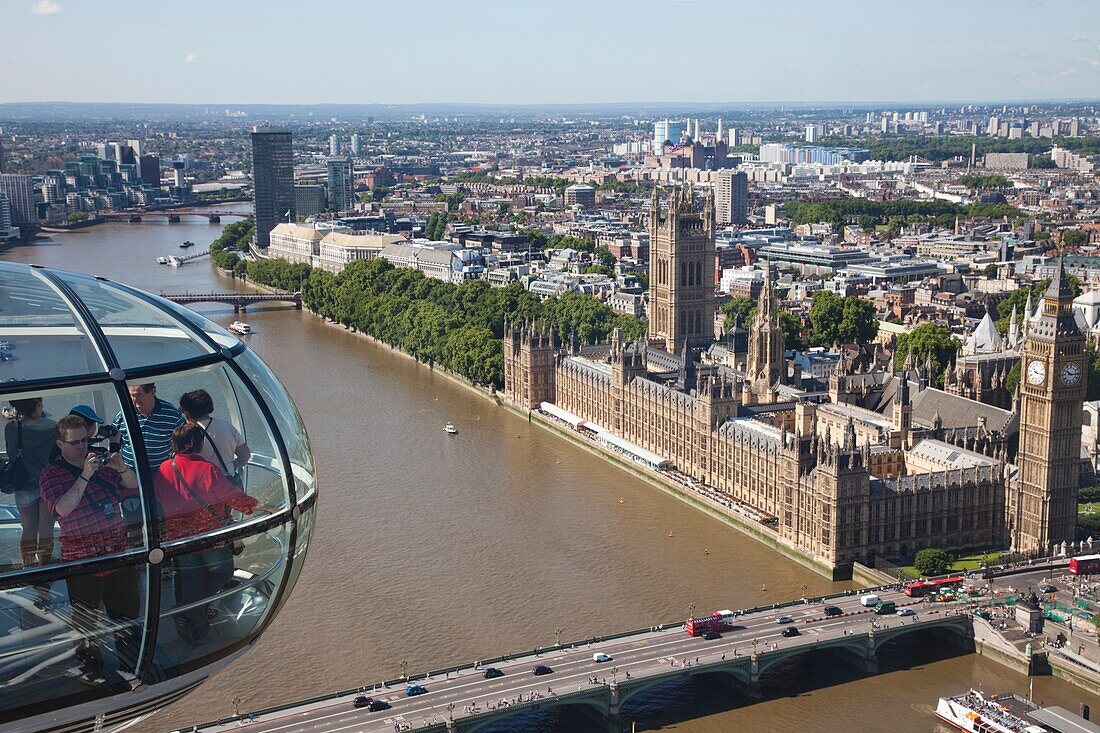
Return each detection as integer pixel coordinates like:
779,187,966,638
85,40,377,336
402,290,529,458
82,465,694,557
113,383,185,473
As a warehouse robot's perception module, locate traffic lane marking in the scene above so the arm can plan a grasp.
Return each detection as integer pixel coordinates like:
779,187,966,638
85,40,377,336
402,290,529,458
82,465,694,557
224,593,935,732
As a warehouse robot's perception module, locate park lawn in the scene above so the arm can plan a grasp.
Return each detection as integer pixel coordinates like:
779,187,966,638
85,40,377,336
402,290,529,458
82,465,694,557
896,551,1006,578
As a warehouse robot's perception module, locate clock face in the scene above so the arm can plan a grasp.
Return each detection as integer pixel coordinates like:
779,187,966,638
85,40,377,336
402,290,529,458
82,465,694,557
1061,361,1081,386
1027,360,1047,385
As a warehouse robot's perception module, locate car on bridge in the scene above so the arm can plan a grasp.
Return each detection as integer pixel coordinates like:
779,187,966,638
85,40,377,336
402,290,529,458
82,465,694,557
483,667,504,679
1038,583,1058,593
782,626,800,637
874,601,897,615
353,696,372,709
776,615,794,624
533,664,554,676
369,700,391,712
405,684,428,696
896,608,916,617
824,605,843,617
860,594,881,607
593,653,613,663
702,631,722,640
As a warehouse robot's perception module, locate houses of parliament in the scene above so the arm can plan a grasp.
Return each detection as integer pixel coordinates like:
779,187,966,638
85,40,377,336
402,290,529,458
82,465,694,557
503,186,1085,576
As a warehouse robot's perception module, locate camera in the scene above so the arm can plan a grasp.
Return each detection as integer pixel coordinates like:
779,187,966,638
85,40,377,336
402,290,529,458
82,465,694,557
89,425,119,447
97,452,112,465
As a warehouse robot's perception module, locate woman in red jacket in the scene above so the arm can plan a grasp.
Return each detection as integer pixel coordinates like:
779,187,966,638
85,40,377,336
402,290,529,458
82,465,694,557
155,423,259,645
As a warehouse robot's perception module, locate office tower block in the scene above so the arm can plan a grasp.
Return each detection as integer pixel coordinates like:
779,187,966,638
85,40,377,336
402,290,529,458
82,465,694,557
715,169,748,225
251,126,295,248
326,157,354,213
0,174,35,224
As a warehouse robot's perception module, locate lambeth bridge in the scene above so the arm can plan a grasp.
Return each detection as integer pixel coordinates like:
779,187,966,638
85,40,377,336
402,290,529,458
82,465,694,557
102,208,252,223
162,291,302,313
187,584,975,733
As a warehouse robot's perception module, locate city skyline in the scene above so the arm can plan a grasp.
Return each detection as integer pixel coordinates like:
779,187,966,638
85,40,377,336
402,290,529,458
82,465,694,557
6,0,1100,106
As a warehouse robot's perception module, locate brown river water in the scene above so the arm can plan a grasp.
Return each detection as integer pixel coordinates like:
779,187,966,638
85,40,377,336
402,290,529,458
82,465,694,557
2,214,1092,732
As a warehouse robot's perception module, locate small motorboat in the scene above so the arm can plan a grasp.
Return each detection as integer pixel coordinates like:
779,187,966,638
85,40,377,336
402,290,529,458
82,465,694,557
179,240,195,249
444,423,458,435
156,256,170,265
228,321,253,335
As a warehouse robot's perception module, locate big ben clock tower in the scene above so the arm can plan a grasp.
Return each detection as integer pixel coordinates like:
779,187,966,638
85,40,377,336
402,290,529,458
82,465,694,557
1012,258,1086,554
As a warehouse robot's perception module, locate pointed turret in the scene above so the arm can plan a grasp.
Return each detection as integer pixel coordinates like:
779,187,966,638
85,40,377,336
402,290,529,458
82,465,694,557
1007,305,1019,348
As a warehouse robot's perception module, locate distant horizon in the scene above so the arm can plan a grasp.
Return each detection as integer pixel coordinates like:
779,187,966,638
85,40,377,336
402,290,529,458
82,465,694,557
7,0,1100,107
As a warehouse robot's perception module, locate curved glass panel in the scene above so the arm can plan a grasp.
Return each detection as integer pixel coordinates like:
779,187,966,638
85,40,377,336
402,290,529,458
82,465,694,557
2,384,147,571
0,562,148,718
149,295,243,351
54,272,214,370
268,500,314,621
153,522,291,671
233,348,315,498
0,264,107,381
0,263,316,732
130,364,287,547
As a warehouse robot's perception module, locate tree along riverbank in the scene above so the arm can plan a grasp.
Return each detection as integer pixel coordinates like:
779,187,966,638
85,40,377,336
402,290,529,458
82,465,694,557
235,256,646,387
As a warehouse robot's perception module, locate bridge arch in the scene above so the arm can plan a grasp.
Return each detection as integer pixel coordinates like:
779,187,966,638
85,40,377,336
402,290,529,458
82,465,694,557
754,637,869,678
457,694,607,733
617,662,752,706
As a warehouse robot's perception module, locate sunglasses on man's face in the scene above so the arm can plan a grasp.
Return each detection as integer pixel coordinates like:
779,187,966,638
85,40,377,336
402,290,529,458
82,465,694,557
59,437,89,446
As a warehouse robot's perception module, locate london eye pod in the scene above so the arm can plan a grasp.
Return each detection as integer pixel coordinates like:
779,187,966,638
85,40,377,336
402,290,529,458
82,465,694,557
0,262,317,733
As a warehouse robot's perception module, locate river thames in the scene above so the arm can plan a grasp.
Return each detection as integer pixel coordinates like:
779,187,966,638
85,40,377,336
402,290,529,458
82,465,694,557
2,215,1091,732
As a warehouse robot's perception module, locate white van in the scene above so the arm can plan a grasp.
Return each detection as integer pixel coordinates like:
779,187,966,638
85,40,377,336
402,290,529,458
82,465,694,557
859,594,881,607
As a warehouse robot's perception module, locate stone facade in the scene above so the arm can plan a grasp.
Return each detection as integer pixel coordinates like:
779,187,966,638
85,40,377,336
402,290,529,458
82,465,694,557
502,187,1083,573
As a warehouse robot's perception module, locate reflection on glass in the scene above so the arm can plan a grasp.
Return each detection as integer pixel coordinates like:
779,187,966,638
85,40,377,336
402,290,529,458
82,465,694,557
54,272,214,370
234,349,315,497
0,263,316,730
0,263,106,381
0,564,147,714
154,523,290,670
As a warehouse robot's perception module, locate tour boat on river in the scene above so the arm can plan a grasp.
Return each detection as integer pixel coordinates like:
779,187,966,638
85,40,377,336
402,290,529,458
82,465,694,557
229,322,253,335
935,689,1048,733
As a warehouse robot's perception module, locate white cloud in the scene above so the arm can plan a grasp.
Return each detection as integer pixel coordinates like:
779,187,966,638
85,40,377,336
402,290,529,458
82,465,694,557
1067,33,1089,42
184,53,199,63
29,0,62,15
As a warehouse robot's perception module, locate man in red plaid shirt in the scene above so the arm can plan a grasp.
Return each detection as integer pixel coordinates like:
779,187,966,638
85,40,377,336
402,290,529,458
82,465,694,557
40,414,141,685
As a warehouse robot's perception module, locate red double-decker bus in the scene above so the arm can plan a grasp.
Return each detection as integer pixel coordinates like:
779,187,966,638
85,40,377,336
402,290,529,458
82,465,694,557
903,575,965,597
1069,554,1100,575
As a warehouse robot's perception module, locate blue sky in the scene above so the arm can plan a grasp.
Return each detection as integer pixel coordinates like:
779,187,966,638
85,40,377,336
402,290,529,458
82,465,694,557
4,0,1100,105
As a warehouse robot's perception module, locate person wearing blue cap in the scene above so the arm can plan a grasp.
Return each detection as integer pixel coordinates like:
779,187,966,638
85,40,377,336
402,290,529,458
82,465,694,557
69,404,121,454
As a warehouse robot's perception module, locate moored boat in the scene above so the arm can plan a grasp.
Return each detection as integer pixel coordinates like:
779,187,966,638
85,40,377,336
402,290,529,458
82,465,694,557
935,689,1047,733
444,423,458,434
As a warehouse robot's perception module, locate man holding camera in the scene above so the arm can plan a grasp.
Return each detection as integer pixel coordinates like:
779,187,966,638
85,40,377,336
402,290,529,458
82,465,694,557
39,414,142,684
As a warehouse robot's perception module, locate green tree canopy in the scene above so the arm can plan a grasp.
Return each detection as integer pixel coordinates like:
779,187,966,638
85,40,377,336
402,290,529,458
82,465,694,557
914,548,953,576
808,291,878,347
893,324,960,383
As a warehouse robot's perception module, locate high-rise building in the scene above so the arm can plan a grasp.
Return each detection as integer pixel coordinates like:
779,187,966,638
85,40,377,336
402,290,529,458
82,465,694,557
251,126,295,248
0,192,12,231
295,184,326,217
715,170,748,225
0,173,35,224
127,138,143,158
988,116,1000,136
653,119,685,154
647,185,716,352
805,124,818,143
140,154,161,189
325,156,354,213
350,134,361,155
329,134,340,156
1010,260,1086,554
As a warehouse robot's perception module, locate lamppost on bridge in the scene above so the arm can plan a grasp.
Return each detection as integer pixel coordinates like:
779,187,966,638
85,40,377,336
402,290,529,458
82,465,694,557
555,627,563,647
800,583,808,600
751,638,759,656
447,702,455,723
232,697,242,718
400,659,408,680
612,666,618,684
688,602,696,621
